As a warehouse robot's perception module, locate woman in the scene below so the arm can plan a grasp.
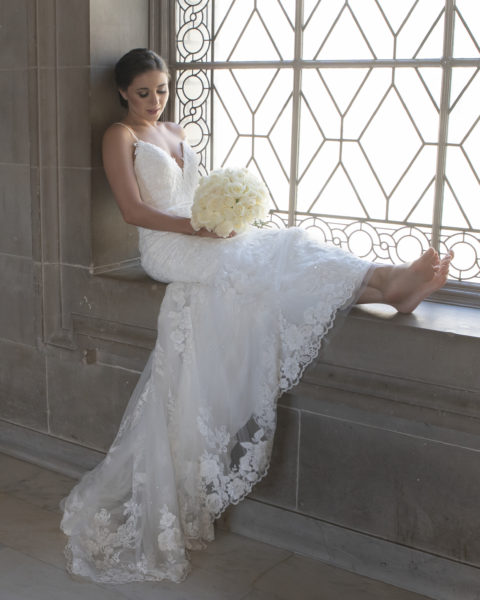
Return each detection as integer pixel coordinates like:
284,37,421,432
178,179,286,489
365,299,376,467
60,49,452,584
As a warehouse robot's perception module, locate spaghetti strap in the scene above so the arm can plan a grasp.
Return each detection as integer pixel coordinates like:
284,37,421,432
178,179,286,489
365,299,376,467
112,122,139,142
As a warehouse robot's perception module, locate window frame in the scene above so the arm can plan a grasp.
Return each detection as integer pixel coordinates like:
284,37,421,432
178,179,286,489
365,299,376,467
157,0,480,308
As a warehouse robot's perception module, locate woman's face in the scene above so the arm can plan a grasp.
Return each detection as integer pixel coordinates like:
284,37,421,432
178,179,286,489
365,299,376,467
120,69,169,121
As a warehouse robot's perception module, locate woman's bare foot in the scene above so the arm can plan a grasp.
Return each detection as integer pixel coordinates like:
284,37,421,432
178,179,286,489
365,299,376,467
380,248,453,313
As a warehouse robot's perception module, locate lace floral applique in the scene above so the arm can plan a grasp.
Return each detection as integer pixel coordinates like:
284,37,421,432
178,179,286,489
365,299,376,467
168,285,193,358
152,344,165,377
85,501,139,573
279,318,312,390
157,505,182,552
64,468,156,582
197,407,272,517
112,354,162,446
130,380,153,428
166,387,176,422
197,407,230,453
277,272,361,392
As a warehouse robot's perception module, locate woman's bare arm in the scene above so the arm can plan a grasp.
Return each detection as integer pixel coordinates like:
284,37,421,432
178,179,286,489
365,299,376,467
102,124,212,235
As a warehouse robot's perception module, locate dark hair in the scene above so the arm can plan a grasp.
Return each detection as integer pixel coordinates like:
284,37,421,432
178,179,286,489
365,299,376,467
114,48,170,108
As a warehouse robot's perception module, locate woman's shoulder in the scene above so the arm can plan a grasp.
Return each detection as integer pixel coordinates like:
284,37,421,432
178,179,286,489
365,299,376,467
104,121,138,144
102,123,138,165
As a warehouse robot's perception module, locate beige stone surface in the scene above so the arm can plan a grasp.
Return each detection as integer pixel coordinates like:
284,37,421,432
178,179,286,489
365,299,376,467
0,339,46,430
254,554,432,600
0,454,74,512
0,548,125,600
0,164,33,257
0,493,67,570
0,255,36,346
0,69,30,163
0,453,432,600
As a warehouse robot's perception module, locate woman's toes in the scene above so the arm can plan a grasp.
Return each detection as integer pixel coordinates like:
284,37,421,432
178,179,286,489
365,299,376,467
439,262,450,276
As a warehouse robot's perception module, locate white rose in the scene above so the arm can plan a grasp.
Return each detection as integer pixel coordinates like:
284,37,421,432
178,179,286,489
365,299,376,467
226,181,245,198
215,220,234,238
233,203,246,218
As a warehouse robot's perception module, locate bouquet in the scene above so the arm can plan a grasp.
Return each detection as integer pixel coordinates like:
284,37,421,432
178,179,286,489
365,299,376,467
190,167,270,238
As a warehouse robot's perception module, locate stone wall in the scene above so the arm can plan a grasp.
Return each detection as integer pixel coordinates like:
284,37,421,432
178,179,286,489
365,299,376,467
0,0,156,447
239,302,480,599
1,2,480,598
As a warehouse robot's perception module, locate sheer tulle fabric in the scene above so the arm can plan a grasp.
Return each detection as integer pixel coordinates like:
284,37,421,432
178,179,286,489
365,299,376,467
60,140,372,583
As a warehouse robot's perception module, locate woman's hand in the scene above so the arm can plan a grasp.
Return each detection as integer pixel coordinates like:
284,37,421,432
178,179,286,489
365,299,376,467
193,228,236,239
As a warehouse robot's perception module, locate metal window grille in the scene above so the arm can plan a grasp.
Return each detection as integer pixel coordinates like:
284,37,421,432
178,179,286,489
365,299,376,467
169,0,480,300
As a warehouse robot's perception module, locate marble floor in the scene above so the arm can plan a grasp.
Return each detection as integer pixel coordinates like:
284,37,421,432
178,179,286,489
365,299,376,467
0,452,433,600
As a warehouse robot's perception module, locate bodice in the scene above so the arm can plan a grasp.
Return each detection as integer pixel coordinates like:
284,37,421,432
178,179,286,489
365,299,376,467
134,140,199,218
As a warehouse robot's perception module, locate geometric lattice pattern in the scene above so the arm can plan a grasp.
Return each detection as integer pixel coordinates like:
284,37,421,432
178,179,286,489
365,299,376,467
175,0,480,284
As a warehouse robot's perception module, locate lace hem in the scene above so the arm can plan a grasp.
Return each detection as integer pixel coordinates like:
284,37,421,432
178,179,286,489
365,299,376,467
278,263,375,394
195,262,374,524
64,542,191,584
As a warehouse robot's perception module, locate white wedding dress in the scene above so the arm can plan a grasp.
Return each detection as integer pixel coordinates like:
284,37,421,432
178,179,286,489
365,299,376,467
60,130,373,584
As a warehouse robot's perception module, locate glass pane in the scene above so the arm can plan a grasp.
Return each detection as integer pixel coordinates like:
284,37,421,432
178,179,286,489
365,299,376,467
303,0,445,60
453,1,480,58
212,0,294,61
176,65,294,209
296,67,440,264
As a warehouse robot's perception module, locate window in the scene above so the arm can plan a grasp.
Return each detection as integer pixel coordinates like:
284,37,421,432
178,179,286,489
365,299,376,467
173,0,480,294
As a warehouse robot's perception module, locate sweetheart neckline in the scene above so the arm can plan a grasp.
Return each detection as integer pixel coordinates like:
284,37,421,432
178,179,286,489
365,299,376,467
135,139,185,172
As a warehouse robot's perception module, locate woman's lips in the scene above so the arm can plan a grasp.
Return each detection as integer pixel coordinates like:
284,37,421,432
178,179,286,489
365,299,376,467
147,107,161,114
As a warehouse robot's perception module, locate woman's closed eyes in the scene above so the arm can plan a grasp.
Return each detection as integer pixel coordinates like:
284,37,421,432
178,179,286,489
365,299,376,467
137,87,167,98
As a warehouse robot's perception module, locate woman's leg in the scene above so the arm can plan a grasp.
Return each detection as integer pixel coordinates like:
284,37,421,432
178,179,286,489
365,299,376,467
357,248,453,313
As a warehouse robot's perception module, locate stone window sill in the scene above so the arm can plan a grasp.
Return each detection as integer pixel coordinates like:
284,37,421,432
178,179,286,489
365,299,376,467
98,262,480,342
349,299,480,340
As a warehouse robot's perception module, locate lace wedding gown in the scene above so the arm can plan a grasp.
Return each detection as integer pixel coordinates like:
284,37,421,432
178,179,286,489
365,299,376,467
60,131,372,584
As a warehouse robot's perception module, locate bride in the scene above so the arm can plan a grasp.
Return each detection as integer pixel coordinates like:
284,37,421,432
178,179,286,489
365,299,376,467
60,48,452,584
